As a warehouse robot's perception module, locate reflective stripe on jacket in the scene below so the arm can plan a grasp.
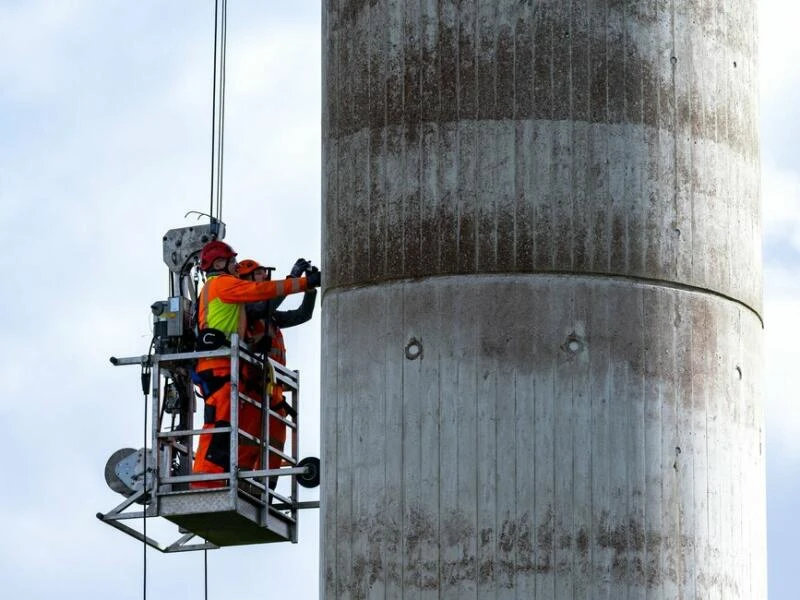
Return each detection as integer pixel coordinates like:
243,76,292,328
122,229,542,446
197,274,307,371
267,321,287,365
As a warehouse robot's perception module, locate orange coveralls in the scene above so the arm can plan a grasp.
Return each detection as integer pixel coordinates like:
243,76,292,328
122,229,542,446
241,290,316,487
191,273,308,487
238,321,289,476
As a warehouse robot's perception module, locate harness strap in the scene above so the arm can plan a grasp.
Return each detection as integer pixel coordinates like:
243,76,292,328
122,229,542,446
192,370,229,399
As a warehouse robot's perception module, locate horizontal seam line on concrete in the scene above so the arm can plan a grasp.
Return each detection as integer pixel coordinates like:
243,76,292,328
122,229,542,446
322,271,763,327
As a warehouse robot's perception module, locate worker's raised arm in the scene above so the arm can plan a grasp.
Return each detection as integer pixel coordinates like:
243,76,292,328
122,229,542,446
274,289,317,328
215,274,317,304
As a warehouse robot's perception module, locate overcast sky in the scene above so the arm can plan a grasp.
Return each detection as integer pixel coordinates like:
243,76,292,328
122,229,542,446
1,2,797,599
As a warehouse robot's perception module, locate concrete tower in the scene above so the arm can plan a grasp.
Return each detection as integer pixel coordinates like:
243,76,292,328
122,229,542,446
321,1,765,598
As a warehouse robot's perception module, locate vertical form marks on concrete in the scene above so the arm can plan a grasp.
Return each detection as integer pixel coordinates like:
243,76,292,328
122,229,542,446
366,2,386,282
512,6,534,272
322,278,764,596
437,2,460,277
497,3,521,273
322,1,764,598
324,1,761,312
456,3,478,274
419,1,440,275
570,0,590,274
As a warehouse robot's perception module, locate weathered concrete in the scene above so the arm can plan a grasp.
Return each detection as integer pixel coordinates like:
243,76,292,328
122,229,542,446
321,1,765,598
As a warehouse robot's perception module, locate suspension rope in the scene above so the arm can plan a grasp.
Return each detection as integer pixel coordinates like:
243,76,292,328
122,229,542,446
208,0,218,221
209,0,229,227
142,379,148,600
203,3,228,596
140,341,154,600
216,0,228,224
132,3,230,597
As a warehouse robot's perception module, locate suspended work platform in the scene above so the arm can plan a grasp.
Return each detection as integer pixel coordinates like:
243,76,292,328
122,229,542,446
97,335,320,553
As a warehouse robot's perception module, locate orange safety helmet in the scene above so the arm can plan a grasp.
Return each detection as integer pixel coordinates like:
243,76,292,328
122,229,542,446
238,259,262,277
199,240,236,271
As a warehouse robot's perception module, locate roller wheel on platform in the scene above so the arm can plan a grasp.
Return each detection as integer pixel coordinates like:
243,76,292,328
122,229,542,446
104,447,138,495
297,456,320,488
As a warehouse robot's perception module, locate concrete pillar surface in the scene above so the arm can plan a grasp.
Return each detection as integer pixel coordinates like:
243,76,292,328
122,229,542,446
321,1,765,598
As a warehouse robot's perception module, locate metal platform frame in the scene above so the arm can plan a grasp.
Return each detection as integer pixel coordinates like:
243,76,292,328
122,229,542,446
97,334,319,552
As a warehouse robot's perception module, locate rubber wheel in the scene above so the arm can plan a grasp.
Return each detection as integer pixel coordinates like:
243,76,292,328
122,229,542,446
297,456,320,488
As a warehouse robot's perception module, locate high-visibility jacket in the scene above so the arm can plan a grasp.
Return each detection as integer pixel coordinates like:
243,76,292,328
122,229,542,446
267,321,286,365
244,289,317,356
197,273,308,372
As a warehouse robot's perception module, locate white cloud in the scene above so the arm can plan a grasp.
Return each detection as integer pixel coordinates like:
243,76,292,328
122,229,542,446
2,1,799,597
760,0,800,469
763,165,800,250
759,0,800,95
0,1,90,99
763,290,800,464
0,3,322,599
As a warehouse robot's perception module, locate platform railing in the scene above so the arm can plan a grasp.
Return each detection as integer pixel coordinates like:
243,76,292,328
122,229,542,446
98,334,316,551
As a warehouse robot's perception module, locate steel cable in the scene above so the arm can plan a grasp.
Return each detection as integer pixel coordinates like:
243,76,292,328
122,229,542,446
209,0,228,226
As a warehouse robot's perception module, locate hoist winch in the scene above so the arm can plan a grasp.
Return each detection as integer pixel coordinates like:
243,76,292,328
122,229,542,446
96,221,320,552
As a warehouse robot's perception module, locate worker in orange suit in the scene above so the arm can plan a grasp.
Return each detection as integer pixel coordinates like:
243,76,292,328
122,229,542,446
191,241,320,488
237,257,317,493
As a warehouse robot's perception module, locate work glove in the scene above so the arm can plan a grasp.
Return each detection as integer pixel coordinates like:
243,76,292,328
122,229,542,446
305,268,322,289
289,258,311,278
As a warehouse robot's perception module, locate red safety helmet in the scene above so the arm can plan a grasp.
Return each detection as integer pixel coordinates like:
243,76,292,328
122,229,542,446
238,259,262,277
199,240,237,271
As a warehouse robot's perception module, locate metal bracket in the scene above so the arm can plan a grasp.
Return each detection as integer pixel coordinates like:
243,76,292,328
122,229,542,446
162,222,226,274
